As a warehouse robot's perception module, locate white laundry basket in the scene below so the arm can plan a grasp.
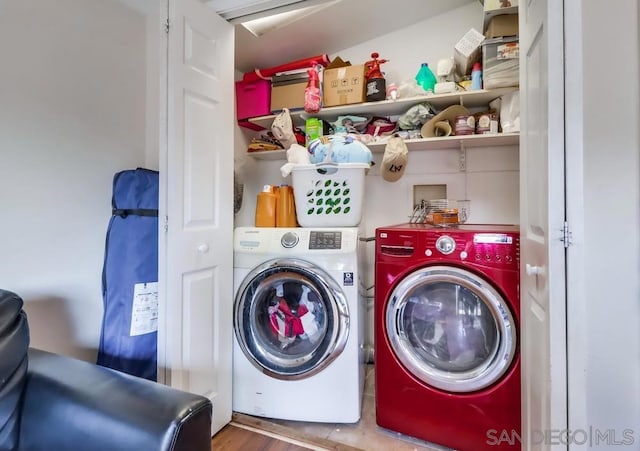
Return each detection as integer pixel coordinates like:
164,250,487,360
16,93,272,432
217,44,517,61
291,162,368,227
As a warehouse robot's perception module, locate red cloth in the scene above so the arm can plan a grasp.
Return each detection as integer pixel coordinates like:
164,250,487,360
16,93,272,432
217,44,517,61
242,54,331,82
269,298,309,338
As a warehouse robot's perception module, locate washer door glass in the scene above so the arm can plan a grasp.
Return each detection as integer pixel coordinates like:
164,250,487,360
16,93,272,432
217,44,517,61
235,258,349,380
386,265,516,392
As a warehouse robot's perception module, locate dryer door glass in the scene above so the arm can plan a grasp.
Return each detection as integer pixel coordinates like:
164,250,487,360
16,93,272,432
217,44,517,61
234,258,349,380
386,265,516,392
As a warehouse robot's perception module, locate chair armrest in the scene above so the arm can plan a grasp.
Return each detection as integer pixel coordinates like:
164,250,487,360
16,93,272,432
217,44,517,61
19,348,212,451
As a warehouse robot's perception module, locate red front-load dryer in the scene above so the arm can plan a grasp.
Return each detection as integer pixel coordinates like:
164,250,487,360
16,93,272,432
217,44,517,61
375,223,521,451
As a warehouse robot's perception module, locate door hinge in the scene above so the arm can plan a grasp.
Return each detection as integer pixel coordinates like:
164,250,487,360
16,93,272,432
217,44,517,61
560,222,572,248
165,18,170,33
164,215,169,233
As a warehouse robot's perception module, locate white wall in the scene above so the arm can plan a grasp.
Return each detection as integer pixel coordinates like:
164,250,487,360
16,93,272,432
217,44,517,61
234,2,519,351
333,2,483,94
0,0,151,361
566,0,640,437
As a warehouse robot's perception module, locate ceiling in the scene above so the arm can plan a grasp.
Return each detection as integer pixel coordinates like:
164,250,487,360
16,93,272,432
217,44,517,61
118,0,475,74
224,0,475,74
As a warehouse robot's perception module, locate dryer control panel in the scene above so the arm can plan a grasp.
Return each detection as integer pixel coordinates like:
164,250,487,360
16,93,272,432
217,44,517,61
376,224,519,270
426,233,519,268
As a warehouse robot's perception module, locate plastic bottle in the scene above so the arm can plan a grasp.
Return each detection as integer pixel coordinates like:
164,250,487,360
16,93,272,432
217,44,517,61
365,52,388,102
365,52,388,80
415,63,437,93
276,185,297,227
255,185,277,227
471,62,483,90
304,63,321,114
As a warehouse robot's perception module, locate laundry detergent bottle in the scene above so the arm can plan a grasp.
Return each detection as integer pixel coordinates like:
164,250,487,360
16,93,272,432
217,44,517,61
471,62,483,90
255,185,277,227
276,184,297,227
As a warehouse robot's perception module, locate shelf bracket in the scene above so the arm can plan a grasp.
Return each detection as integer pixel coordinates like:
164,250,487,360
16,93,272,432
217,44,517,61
459,142,467,172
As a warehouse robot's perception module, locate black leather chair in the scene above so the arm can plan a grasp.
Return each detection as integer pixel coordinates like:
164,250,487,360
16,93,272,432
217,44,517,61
0,289,212,451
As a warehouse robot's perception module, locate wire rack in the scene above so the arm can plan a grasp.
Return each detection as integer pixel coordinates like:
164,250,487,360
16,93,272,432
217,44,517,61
409,199,470,226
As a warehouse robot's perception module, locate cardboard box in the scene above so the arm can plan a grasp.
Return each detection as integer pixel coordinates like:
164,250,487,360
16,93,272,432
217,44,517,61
454,28,485,76
484,14,519,38
322,64,365,107
235,79,271,120
270,71,308,113
484,0,519,12
482,36,519,89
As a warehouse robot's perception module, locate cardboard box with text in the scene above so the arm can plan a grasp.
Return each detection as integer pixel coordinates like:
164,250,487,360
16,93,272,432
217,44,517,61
322,64,365,107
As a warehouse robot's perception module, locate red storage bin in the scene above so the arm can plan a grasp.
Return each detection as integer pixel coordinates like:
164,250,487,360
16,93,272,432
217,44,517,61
235,79,271,121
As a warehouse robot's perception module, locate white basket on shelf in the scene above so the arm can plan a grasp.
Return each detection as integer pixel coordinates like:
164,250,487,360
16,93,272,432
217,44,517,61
290,163,368,227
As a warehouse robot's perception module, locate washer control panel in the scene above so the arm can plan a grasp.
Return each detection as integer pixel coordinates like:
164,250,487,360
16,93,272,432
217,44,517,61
309,231,342,249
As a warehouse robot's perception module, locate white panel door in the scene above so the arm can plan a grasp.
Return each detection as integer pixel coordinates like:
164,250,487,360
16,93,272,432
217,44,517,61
519,0,567,449
161,0,234,436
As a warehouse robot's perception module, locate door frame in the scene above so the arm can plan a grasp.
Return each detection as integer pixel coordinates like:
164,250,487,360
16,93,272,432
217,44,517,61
157,0,170,386
158,0,235,435
519,0,568,447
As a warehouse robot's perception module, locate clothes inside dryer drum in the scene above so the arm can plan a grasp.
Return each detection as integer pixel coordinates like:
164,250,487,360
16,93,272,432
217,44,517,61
386,265,517,393
403,282,498,373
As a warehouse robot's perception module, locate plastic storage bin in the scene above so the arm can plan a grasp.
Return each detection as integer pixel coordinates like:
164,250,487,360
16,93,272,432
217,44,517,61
482,36,519,89
291,163,368,227
235,79,271,120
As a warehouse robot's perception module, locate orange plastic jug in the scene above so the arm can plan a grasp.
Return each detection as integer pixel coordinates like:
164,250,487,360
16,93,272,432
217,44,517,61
255,185,277,227
276,185,297,227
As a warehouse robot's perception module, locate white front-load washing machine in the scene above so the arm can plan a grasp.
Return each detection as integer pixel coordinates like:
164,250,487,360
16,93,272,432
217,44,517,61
232,226,365,423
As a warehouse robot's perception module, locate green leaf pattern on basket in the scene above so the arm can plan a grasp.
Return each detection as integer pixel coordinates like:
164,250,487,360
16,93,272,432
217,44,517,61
304,176,353,216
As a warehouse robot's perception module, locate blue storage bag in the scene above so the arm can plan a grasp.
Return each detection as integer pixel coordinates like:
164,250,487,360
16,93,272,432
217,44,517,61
97,168,159,381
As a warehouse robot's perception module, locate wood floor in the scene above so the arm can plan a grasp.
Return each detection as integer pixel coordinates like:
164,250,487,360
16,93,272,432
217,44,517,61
211,423,315,451
213,365,445,451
